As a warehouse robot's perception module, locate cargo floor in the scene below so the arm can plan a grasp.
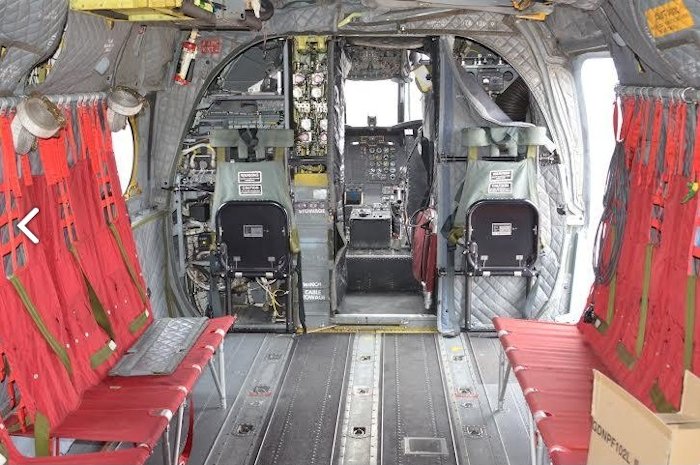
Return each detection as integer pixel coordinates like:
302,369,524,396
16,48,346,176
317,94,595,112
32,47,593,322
144,332,531,465
339,293,426,315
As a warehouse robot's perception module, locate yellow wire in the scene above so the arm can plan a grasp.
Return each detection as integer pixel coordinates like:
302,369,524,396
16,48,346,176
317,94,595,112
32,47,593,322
512,0,533,10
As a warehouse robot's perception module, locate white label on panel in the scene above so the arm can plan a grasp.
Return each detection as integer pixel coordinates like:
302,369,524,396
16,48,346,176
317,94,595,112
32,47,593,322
238,171,262,184
492,223,513,236
239,184,263,196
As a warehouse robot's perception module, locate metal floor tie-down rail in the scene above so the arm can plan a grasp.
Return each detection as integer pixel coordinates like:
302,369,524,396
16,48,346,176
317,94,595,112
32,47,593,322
142,332,532,465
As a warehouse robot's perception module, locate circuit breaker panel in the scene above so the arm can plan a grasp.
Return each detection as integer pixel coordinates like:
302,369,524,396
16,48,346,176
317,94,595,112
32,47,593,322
292,37,329,159
290,36,333,325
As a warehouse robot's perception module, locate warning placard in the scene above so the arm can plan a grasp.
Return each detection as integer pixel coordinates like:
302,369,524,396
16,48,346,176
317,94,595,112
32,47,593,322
303,281,328,301
488,169,513,195
645,0,694,38
239,184,263,196
238,171,262,184
489,170,513,182
492,223,513,236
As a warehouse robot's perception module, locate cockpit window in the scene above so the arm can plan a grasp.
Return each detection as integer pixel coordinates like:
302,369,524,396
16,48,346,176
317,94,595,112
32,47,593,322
345,76,425,127
345,79,399,127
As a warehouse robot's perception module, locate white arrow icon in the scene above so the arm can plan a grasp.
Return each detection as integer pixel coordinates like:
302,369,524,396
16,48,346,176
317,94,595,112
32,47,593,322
18,207,39,244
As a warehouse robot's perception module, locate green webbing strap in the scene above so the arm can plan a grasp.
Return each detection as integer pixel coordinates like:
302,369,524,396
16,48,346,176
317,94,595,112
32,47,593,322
6,417,30,434
607,273,617,323
34,412,50,457
90,341,116,369
685,275,696,370
108,223,148,304
636,244,654,356
69,248,116,341
0,442,8,459
129,310,150,334
616,343,637,369
650,381,677,413
615,244,654,368
597,274,617,334
9,276,72,376
526,145,537,160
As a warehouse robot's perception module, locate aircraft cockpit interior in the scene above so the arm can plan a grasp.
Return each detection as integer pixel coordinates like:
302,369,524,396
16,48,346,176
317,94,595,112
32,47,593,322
174,35,545,332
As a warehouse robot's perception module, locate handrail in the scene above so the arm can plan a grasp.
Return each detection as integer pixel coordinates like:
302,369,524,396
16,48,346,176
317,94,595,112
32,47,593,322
616,85,700,103
0,92,107,111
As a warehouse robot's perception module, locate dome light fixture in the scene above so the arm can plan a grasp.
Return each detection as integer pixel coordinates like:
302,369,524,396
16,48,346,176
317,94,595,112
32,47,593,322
11,95,64,155
107,86,144,132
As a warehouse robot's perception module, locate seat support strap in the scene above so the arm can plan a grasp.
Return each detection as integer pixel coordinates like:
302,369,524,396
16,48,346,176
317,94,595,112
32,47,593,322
9,276,72,376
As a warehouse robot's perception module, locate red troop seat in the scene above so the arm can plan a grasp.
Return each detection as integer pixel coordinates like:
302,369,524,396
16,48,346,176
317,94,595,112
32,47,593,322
494,317,608,465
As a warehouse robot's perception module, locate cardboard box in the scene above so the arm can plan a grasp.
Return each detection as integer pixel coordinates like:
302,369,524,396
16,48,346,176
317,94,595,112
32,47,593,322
588,370,700,465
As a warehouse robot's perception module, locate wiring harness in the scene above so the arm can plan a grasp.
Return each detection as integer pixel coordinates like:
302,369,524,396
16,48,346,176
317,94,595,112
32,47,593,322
592,141,630,284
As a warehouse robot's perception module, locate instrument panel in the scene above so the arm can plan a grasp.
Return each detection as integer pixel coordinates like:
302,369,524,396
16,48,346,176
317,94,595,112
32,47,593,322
344,127,413,248
346,131,405,186
359,136,399,182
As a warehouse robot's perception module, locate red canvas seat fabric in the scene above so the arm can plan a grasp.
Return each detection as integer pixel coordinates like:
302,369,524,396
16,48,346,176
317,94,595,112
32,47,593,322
0,100,236,464
494,317,604,463
578,96,700,410
52,317,232,445
0,422,152,465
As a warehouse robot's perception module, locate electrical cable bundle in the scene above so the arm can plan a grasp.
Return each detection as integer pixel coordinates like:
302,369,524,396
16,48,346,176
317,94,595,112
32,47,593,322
592,141,630,284
256,277,287,320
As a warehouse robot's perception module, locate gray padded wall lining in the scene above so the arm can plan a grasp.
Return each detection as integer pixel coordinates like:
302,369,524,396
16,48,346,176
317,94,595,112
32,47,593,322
151,32,244,207
550,0,604,9
598,0,699,88
0,0,67,96
629,0,699,88
547,6,608,54
115,26,179,93
35,12,132,95
133,214,169,319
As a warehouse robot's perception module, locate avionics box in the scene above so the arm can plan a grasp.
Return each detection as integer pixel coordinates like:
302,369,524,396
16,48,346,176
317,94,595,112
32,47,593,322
587,370,700,465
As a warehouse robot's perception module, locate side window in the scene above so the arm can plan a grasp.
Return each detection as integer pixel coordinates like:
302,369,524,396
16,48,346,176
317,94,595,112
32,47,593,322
570,56,619,317
111,118,136,196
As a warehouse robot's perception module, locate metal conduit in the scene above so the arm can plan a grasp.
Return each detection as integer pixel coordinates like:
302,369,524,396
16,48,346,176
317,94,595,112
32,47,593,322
616,85,700,102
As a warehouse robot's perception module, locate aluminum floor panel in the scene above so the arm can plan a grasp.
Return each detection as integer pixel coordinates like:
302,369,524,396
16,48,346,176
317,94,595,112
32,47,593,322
340,293,427,315
204,335,295,465
466,335,531,465
254,334,353,465
381,334,458,465
140,333,533,465
145,333,266,465
187,334,267,465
